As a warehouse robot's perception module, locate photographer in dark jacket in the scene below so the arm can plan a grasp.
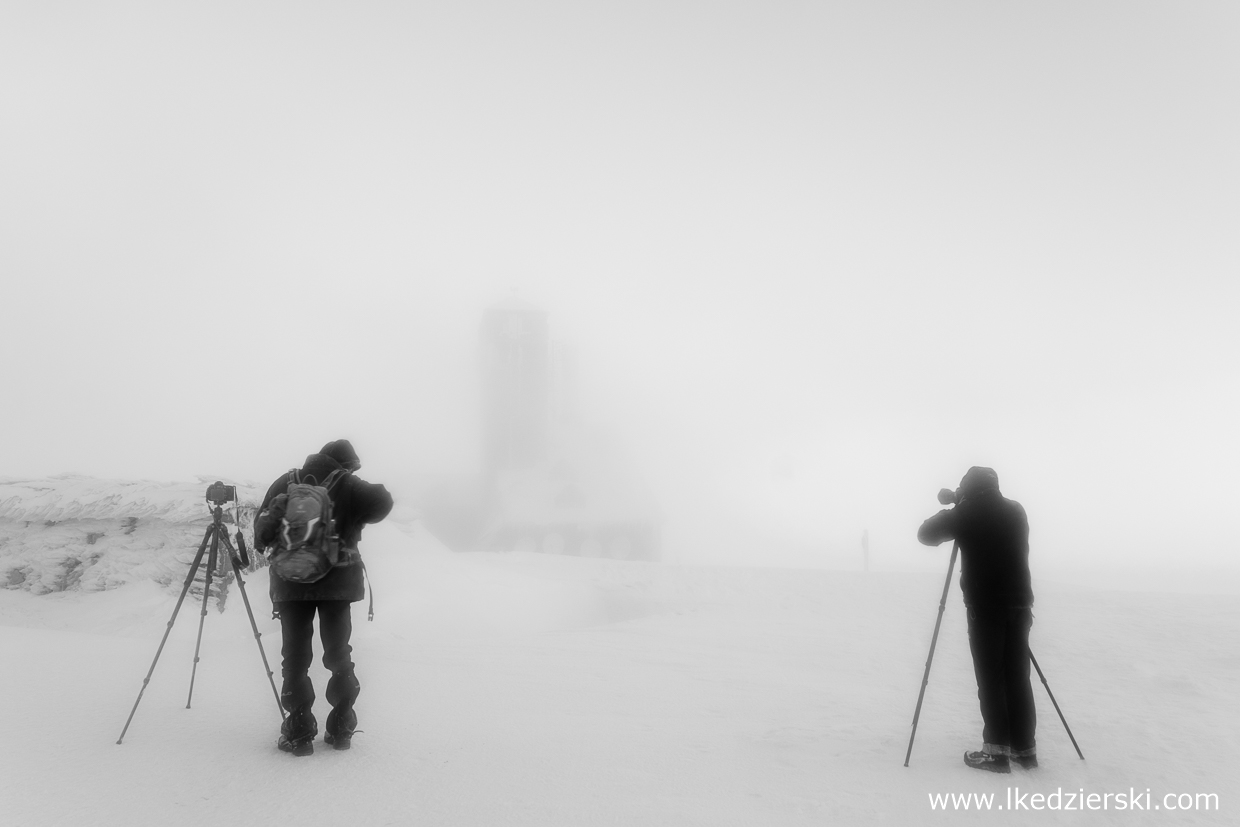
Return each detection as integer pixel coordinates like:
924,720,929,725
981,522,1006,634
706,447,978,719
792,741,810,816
918,466,1036,773
254,439,393,756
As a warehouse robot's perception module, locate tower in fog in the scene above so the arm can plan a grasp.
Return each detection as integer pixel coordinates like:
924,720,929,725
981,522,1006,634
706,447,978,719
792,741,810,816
480,298,550,473
474,296,660,560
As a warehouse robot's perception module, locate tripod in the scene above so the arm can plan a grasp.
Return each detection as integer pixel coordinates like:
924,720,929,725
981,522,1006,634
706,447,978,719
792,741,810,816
904,540,959,766
903,539,1085,765
117,491,284,744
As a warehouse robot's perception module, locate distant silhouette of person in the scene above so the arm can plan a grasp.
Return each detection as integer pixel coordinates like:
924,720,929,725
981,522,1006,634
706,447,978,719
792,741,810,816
918,466,1036,773
254,439,393,756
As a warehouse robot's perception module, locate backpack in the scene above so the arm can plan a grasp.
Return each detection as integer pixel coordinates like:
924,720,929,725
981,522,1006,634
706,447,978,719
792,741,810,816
269,468,346,584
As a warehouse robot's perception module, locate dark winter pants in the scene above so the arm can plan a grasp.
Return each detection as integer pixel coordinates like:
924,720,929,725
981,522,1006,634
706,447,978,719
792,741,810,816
966,606,1036,756
277,600,361,715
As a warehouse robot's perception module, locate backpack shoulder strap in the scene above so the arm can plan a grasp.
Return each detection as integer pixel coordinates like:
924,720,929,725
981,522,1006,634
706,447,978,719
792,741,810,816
287,468,301,485
322,469,347,493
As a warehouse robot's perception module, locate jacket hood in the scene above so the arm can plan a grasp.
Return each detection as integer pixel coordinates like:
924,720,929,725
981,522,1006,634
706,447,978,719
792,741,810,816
959,466,1000,499
319,439,361,470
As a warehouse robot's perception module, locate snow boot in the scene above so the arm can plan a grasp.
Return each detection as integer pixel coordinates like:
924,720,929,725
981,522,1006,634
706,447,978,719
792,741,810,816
324,705,357,751
278,707,318,757
963,750,1010,774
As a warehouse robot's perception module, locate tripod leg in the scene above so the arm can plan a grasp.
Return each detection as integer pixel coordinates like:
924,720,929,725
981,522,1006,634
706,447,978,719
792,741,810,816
1030,650,1085,760
904,541,959,767
185,523,219,709
221,531,285,719
117,524,212,744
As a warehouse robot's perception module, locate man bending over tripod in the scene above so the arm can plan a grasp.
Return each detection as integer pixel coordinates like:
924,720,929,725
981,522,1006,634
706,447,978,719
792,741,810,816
918,466,1037,773
254,439,393,756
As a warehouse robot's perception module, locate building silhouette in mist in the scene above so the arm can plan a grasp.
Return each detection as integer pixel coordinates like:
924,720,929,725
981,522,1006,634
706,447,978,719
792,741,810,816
480,298,551,473
475,298,660,561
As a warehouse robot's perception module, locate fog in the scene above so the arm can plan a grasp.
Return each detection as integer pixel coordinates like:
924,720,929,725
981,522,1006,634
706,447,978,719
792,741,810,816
3,2,1237,583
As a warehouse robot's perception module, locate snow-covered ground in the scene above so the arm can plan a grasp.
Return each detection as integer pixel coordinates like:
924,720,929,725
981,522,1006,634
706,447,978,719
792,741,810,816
2,482,1237,825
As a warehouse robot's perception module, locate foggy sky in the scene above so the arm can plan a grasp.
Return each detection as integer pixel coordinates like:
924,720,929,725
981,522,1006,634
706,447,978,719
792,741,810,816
3,2,1237,576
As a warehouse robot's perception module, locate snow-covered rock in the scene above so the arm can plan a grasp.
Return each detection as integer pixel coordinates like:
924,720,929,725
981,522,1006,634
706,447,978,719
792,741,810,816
0,475,261,597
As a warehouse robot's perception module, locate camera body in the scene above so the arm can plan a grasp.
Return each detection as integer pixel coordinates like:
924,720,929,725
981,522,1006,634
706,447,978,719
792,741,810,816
206,481,237,505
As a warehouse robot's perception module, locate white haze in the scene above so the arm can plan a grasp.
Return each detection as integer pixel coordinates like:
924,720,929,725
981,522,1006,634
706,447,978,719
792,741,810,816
2,2,1237,584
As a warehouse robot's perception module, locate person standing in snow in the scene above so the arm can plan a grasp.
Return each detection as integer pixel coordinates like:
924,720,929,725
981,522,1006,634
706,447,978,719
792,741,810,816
254,439,393,756
917,466,1037,773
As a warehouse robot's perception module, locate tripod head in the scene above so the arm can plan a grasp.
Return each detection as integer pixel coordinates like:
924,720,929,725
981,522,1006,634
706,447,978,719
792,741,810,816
206,481,237,507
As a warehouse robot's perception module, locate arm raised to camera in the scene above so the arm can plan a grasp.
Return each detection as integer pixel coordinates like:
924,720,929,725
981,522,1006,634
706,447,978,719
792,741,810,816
917,508,957,547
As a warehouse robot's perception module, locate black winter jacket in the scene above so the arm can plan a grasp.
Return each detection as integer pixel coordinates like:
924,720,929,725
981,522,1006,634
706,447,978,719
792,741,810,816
917,488,1033,609
255,452,394,603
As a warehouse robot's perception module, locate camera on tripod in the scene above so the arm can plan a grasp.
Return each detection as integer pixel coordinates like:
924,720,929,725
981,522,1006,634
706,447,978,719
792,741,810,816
206,481,237,505
118,476,275,744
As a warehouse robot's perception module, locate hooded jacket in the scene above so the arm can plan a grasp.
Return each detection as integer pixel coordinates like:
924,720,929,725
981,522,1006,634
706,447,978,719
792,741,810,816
256,451,394,603
918,482,1033,610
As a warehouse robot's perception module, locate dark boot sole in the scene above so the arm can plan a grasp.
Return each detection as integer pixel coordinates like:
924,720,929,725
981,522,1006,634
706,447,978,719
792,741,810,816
324,734,352,750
